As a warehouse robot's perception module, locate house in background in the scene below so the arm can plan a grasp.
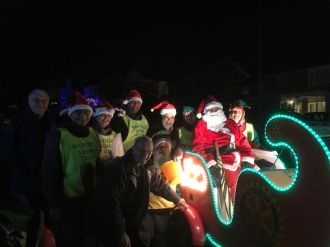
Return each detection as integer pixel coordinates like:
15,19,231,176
262,64,330,117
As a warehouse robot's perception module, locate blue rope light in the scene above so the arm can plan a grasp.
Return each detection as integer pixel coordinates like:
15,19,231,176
206,233,223,247
187,114,330,246
264,114,330,164
186,151,233,225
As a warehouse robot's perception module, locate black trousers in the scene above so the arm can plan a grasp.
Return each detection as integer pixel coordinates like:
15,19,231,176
52,197,87,247
26,193,50,247
148,209,172,247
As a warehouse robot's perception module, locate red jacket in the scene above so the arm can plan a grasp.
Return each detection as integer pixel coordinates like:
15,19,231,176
192,118,254,171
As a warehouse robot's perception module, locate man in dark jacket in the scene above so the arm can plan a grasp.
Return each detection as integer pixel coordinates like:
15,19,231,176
86,136,188,247
2,88,52,247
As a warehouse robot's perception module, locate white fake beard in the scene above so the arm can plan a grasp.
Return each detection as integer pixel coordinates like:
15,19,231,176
203,110,227,132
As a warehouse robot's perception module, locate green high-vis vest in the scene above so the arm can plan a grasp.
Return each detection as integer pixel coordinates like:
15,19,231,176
122,114,149,152
178,127,193,150
59,127,100,198
243,122,254,141
97,132,116,160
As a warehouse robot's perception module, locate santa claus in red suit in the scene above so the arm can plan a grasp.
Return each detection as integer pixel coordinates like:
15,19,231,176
192,96,259,201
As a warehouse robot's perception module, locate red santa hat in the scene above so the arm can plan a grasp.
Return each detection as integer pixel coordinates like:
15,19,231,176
93,100,115,117
151,102,177,116
68,92,93,116
122,89,143,105
196,95,223,119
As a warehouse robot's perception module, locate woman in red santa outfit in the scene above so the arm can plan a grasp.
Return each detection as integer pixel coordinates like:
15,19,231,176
228,100,260,148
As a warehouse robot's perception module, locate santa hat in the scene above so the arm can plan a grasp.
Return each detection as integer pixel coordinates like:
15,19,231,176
151,102,177,116
196,95,223,119
59,107,68,116
122,89,143,105
59,103,69,116
68,92,93,116
93,100,115,117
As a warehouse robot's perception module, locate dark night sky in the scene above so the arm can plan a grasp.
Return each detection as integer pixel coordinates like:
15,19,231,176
1,0,330,105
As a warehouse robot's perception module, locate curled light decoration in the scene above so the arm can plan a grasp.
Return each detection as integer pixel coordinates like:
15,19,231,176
188,114,330,247
206,233,223,247
264,114,330,164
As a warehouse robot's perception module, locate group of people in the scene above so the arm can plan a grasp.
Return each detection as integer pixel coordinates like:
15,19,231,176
1,87,261,247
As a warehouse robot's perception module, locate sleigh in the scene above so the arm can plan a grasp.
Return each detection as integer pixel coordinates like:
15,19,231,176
167,114,330,247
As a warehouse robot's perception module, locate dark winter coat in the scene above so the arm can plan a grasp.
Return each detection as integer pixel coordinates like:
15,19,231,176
86,149,180,245
2,107,52,196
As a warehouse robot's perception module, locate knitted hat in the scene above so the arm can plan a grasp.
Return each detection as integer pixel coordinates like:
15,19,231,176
93,100,115,117
182,105,195,113
151,102,176,116
68,92,93,116
230,100,251,111
196,95,223,119
122,89,143,105
152,130,172,149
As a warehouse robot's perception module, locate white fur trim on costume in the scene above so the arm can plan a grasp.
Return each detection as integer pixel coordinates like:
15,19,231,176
197,113,202,119
222,151,241,171
92,107,115,117
68,104,93,116
241,156,255,164
253,164,260,171
221,127,235,143
204,101,223,112
207,159,217,168
160,108,176,116
123,97,143,105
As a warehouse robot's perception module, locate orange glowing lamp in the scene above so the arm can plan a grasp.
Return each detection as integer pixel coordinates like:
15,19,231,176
181,158,208,192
